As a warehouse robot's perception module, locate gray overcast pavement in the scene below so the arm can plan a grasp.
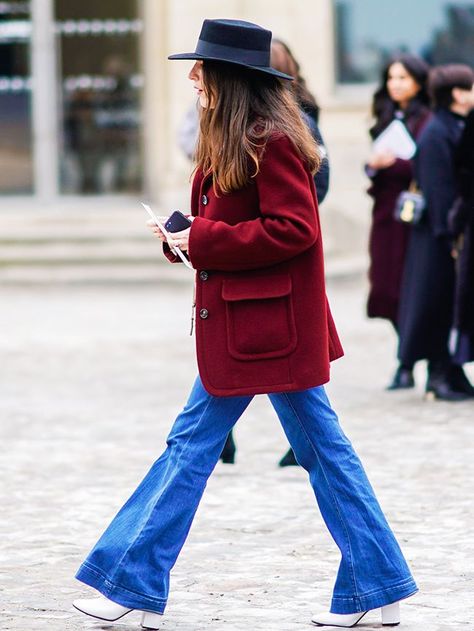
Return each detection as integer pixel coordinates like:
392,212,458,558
1,274,473,631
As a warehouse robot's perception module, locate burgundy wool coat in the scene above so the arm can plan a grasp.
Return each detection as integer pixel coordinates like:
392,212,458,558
166,133,343,396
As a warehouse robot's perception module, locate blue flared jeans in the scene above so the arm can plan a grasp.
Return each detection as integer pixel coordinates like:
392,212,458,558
76,377,417,614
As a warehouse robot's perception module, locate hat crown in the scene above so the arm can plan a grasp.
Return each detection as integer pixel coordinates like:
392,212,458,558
199,19,271,52
168,18,293,81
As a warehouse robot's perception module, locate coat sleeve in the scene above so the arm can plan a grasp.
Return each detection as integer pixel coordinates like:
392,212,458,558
187,135,319,272
162,242,180,264
416,125,456,238
367,157,413,183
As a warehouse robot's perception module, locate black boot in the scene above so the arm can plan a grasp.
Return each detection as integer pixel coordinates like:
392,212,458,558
386,365,415,390
278,447,299,467
449,364,474,397
426,361,470,402
219,431,236,464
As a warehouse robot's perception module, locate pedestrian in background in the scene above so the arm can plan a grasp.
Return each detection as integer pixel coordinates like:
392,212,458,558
177,38,330,204
273,37,330,467
398,64,474,401
450,108,474,365
271,38,330,205
177,38,331,208
366,54,431,390
177,104,199,161
222,37,332,468
72,19,417,630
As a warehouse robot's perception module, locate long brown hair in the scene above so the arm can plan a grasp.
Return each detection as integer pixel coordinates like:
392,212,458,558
194,60,321,194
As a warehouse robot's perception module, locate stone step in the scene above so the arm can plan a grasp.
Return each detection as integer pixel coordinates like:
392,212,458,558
0,207,367,284
0,240,164,266
0,262,194,285
0,215,150,240
0,208,170,268
0,255,367,285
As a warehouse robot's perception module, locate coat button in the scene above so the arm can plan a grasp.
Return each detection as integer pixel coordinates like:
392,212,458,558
201,194,208,205
199,270,209,281
199,308,209,319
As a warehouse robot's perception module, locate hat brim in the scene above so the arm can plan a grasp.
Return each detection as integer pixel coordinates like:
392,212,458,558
168,53,293,81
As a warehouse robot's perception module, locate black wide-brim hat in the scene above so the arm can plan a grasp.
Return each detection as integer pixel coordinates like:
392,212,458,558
168,19,293,81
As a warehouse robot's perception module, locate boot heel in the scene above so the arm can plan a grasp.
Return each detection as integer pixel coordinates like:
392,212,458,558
381,602,400,626
141,611,162,629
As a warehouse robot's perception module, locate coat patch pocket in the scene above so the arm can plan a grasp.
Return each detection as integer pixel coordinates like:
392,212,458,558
222,274,297,361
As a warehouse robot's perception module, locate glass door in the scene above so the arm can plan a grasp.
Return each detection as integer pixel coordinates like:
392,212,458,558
54,0,143,194
0,1,33,194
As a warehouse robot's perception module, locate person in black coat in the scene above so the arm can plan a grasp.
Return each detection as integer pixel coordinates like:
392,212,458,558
397,64,474,400
270,38,330,467
270,38,330,205
450,109,474,364
178,40,330,206
219,38,333,467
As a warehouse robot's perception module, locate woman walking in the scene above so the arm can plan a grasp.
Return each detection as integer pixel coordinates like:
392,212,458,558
398,64,474,401
72,19,417,629
366,55,431,390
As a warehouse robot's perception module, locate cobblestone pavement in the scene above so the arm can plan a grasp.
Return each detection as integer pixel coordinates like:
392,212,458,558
1,273,473,631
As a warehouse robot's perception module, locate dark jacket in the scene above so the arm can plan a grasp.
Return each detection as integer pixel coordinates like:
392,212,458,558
397,109,466,365
302,110,330,204
450,110,474,363
366,108,431,324
166,134,343,396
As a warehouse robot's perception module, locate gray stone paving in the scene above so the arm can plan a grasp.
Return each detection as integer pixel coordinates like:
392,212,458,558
1,274,473,631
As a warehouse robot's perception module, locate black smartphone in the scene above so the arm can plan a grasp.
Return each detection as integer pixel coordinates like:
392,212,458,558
165,210,192,233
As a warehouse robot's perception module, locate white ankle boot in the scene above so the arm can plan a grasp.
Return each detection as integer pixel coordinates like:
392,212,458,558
73,595,162,629
312,601,400,627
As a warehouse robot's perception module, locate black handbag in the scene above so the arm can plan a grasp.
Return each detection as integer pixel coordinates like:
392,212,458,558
394,182,426,224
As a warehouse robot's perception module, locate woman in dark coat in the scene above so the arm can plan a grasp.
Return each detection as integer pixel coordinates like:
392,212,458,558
72,19,417,630
449,109,474,364
366,55,431,390
398,64,474,400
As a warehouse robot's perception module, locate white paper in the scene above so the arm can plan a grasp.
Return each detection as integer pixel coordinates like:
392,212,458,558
141,202,194,270
372,119,417,160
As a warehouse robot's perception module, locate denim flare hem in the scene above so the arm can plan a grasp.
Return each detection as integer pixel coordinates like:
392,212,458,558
330,576,418,614
76,561,167,614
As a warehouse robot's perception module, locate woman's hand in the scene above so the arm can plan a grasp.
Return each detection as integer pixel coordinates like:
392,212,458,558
367,150,397,170
146,216,194,252
168,226,192,252
146,218,169,243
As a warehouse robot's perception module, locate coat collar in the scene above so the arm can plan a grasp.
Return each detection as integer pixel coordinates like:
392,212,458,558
436,107,466,131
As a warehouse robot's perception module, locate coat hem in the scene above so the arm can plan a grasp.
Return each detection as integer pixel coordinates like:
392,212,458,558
198,368,331,397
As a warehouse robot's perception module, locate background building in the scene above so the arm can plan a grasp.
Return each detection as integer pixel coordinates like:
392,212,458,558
0,0,473,264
